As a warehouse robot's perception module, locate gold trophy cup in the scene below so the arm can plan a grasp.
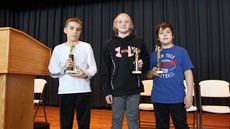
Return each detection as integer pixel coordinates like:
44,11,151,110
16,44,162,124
132,48,142,74
66,42,80,74
155,45,163,74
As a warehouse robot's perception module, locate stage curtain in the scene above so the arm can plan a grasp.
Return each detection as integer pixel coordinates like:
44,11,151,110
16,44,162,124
0,0,229,108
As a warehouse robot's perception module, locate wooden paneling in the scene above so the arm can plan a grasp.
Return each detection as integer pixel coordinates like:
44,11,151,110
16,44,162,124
0,30,10,73
0,74,34,129
0,27,51,129
0,75,6,129
0,27,51,75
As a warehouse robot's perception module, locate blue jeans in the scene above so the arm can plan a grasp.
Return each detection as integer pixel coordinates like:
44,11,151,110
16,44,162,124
111,94,140,129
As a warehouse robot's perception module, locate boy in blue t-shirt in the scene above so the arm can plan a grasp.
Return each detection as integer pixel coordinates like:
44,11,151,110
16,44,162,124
147,22,194,129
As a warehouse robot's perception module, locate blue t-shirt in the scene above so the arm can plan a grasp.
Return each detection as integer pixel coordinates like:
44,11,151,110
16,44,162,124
148,45,194,103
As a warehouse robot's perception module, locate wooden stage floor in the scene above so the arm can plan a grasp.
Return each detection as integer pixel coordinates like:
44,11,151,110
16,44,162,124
34,106,229,129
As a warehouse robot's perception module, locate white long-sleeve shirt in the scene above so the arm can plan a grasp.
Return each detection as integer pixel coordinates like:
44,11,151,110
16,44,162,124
48,41,97,94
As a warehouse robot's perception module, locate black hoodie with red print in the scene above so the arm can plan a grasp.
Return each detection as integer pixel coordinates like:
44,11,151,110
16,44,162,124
100,34,150,97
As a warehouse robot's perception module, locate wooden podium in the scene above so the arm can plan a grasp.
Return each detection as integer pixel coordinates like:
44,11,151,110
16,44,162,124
0,27,51,129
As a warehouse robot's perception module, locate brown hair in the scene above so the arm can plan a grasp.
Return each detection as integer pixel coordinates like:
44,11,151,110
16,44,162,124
155,22,174,39
65,18,83,28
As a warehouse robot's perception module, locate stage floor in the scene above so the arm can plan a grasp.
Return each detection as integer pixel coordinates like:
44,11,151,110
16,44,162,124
34,106,229,129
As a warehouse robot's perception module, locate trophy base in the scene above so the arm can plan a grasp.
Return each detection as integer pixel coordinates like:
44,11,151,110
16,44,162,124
132,71,142,74
156,70,163,74
66,70,80,74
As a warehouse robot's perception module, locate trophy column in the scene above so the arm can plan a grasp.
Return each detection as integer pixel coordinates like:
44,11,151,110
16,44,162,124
66,42,79,74
155,45,163,74
132,48,142,74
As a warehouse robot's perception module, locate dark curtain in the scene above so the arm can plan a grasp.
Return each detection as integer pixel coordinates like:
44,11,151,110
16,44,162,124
0,0,229,108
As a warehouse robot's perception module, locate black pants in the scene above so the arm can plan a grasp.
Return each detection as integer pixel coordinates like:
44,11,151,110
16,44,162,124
154,103,189,129
59,92,91,129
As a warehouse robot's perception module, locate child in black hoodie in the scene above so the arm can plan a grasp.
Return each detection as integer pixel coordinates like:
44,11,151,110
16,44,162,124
100,13,150,129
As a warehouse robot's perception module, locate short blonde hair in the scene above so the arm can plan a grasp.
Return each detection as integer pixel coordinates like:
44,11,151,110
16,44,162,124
113,13,134,34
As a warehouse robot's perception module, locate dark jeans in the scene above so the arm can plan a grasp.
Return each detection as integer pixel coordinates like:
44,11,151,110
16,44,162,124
154,103,189,129
59,92,91,129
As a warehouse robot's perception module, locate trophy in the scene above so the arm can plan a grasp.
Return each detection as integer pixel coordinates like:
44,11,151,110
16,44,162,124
66,41,80,74
155,45,163,74
132,48,142,74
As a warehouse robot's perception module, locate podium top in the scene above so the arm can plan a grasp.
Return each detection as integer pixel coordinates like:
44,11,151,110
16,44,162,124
0,27,51,75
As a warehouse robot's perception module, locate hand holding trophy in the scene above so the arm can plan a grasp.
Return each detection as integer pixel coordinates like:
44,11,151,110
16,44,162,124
132,48,142,74
155,45,163,74
66,41,80,74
